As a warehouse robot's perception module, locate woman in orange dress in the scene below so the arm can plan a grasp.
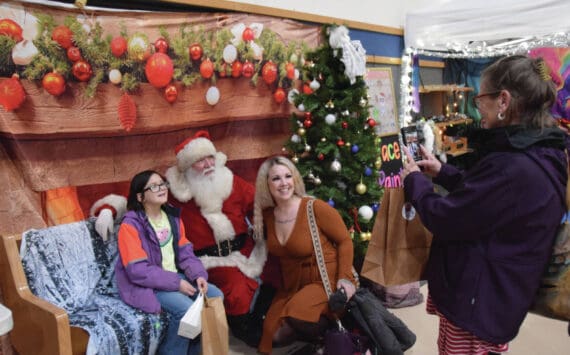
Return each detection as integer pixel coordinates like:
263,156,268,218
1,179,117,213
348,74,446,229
253,156,357,354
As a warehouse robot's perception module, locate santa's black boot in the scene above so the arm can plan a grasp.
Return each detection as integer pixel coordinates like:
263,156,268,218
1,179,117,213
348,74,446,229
227,314,258,347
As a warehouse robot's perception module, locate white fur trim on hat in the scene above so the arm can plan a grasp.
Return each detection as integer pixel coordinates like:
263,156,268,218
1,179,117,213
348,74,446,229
176,137,217,171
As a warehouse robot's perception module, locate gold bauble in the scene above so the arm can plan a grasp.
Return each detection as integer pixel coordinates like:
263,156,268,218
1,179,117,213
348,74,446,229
359,232,368,241
292,156,299,163
297,128,306,136
374,159,382,169
355,182,367,195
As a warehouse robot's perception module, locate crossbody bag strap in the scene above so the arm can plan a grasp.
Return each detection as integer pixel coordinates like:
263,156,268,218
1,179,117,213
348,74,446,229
307,198,334,297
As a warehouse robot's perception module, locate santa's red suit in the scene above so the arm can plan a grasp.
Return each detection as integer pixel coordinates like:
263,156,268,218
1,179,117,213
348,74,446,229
165,131,266,316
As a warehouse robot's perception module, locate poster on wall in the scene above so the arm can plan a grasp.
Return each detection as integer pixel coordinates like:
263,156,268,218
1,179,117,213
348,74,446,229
365,67,399,136
377,134,404,188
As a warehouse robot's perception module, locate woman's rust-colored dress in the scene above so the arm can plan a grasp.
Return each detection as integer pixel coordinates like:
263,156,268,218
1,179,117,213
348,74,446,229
258,197,356,354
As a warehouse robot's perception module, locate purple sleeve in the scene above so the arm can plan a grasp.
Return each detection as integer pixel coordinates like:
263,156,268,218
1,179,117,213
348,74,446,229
178,243,208,282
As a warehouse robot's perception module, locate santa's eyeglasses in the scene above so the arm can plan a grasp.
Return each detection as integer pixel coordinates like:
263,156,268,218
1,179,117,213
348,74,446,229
143,182,170,193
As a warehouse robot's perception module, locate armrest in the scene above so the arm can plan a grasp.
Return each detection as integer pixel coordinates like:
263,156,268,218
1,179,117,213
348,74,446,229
0,234,73,355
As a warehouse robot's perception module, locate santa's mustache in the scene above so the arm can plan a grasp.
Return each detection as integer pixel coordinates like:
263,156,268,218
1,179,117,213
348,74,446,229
203,166,215,176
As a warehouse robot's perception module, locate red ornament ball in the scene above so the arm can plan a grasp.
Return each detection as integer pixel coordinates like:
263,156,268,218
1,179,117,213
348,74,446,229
164,84,178,103
0,75,25,112
145,53,174,88
66,46,81,62
318,153,325,161
303,119,313,128
199,58,214,79
262,61,278,85
342,121,348,129
189,43,203,61
52,25,73,49
72,60,92,82
42,72,66,96
337,139,345,147
285,62,295,80
110,36,127,57
0,18,23,42
242,60,255,78
304,112,312,120
154,37,169,54
231,61,243,78
302,82,313,95
367,118,377,127
242,27,254,41
273,88,286,104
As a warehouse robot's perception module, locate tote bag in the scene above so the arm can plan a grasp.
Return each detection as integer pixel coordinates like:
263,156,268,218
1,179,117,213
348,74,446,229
201,296,229,355
178,292,204,339
361,187,433,286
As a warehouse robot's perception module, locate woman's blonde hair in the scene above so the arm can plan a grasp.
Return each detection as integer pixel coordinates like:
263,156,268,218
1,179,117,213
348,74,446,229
253,156,306,239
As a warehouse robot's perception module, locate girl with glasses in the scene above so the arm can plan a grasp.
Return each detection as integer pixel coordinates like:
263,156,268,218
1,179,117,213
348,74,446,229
115,169,223,355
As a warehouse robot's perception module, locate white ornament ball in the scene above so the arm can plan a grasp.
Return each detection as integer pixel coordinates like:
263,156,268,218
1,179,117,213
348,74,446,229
325,113,337,125
291,134,301,143
206,86,220,106
330,160,341,172
288,89,299,104
222,44,237,64
12,40,38,66
108,69,122,84
358,205,374,221
297,103,305,112
309,78,320,91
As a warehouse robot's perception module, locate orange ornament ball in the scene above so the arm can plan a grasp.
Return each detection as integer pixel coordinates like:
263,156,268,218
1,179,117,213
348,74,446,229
189,43,203,61
262,61,278,85
242,61,255,78
199,58,214,79
273,88,286,104
42,72,66,96
303,82,313,95
66,46,82,62
231,61,243,78
164,84,178,103
285,62,295,80
52,25,74,49
0,18,23,42
145,53,174,88
0,75,25,112
110,36,127,58
242,27,254,41
72,60,92,82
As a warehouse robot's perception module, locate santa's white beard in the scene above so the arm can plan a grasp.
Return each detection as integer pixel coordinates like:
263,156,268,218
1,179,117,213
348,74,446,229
184,165,232,212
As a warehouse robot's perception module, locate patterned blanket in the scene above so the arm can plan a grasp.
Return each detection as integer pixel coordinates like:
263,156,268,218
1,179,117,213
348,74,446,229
20,219,167,355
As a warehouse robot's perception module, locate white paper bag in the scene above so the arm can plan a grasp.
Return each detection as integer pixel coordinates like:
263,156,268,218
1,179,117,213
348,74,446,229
177,292,204,339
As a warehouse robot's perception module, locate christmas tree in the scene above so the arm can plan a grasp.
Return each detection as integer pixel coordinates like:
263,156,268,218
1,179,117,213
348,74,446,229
285,25,383,265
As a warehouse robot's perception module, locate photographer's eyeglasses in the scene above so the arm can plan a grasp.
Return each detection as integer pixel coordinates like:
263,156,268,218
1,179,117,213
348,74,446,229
143,182,170,193
472,91,501,109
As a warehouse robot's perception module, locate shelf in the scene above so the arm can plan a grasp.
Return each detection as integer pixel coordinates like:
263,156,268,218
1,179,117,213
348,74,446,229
419,84,474,93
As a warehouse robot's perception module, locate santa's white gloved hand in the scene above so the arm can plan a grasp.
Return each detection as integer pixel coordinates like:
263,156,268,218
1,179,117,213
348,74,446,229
95,208,114,241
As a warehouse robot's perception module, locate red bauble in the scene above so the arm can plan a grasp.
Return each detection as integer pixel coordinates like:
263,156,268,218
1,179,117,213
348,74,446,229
42,72,66,96
72,60,92,82
273,88,286,104
189,43,203,61
52,25,73,49
367,118,377,127
318,153,325,161
242,27,254,41
242,60,255,78
66,46,82,62
0,19,23,42
262,61,278,85
0,75,25,112
285,62,295,80
145,53,174,88
118,92,137,132
341,121,348,129
231,61,243,78
154,37,168,54
200,58,214,79
110,36,127,58
303,119,313,128
337,139,345,147
304,112,312,120
302,82,313,95
164,84,178,103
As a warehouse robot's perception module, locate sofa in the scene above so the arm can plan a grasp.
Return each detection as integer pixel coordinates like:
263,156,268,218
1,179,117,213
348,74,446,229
0,219,167,355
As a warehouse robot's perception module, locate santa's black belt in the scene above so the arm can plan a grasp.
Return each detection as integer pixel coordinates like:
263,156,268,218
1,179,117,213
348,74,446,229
194,234,247,257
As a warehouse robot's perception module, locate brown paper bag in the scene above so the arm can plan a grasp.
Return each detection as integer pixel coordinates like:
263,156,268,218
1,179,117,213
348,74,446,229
361,187,433,286
201,296,229,355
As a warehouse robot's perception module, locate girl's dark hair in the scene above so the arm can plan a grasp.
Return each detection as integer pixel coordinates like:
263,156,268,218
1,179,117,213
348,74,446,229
481,55,556,129
126,170,167,211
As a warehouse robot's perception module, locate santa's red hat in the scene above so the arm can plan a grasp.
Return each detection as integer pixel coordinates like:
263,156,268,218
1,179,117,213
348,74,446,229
175,130,217,170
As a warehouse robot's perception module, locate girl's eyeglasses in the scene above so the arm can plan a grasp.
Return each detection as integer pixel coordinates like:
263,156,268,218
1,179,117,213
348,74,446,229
143,182,170,193
472,91,501,109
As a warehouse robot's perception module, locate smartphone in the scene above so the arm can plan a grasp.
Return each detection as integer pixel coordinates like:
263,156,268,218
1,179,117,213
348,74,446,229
401,125,424,162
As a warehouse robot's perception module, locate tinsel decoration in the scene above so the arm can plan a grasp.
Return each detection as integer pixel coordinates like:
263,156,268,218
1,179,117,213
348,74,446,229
0,74,26,111
118,92,137,132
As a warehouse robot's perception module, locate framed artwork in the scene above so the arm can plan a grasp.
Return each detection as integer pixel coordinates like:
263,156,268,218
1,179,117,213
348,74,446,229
365,67,399,136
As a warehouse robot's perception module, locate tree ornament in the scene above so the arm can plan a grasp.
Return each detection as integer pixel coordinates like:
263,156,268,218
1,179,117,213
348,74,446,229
304,112,312,120
242,27,254,41
285,62,295,80
364,166,373,176
342,121,348,129
231,61,243,78
355,182,367,195
314,176,322,185
222,44,237,64
0,19,23,42
297,127,306,136
307,171,315,180
367,118,377,127
154,37,169,54
205,86,220,105
242,60,255,78
325,113,337,125
309,78,320,91
303,119,313,128
164,84,178,103
127,33,151,61
291,134,301,143
330,159,342,172
66,46,82,62
189,43,203,61
358,205,374,221
118,92,137,132
336,139,345,147
288,89,299,104
72,60,92,82
327,198,335,207
304,144,311,152
325,99,335,109
0,74,26,112
108,69,122,85
321,137,327,142
51,25,73,49
262,61,278,85
318,153,324,160
374,159,382,169
218,62,228,78
297,103,305,112
359,232,370,241
359,97,367,107
145,53,174,88
200,58,214,79
42,72,66,96
351,144,359,153
11,40,38,65
273,88,286,104
372,203,380,212
110,36,127,58
292,155,299,163
302,82,313,95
